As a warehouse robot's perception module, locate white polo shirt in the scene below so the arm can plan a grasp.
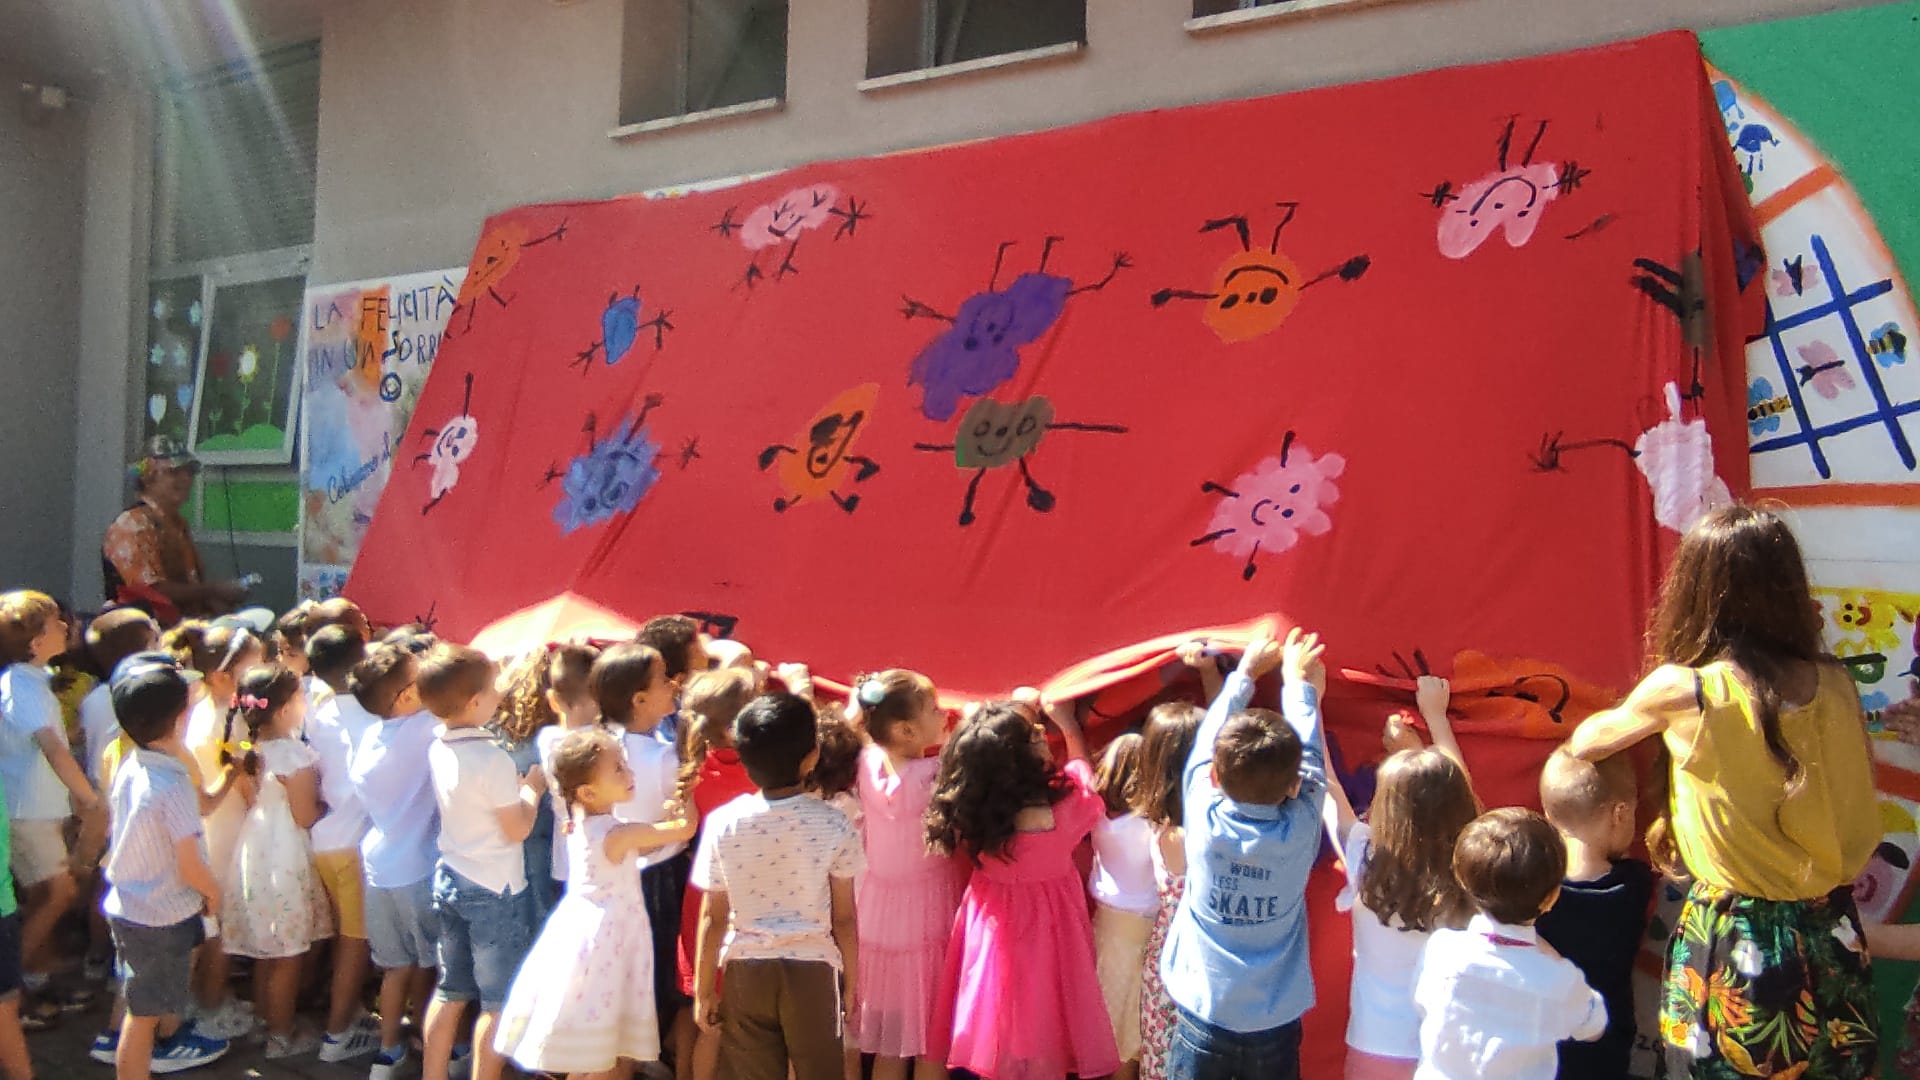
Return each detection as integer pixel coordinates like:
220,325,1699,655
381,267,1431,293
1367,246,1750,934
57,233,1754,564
308,693,376,855
0,663,73,822
428,725,527,895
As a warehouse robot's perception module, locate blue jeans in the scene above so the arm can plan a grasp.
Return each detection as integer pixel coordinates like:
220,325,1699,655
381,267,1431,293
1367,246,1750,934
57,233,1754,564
1167,1006,1301,1080
430,862,530,1011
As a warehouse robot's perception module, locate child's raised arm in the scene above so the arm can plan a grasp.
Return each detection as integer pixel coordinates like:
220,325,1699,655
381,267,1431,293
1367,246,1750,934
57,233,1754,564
1321,755,1358,849
1280,628,1329,806
604,806,698,863
1176,640,1225,703
1415,676,1477,803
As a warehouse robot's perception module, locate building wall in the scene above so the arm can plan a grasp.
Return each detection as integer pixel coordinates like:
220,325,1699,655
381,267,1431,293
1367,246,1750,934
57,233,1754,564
309,0,1887,284
0,62,85,594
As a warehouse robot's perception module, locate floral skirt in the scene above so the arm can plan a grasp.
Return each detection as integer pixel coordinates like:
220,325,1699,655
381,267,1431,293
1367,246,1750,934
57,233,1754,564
1659,882,1876,1079
1138,876,1184,1080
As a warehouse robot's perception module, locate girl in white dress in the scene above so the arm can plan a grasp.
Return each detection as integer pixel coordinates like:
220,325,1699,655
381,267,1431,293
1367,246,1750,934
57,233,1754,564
496,727,695,1078
218,663,334,1058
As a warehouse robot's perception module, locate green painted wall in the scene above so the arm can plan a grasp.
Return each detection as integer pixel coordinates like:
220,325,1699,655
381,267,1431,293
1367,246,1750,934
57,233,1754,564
1703,4,1920,1060
1702,2,1920,296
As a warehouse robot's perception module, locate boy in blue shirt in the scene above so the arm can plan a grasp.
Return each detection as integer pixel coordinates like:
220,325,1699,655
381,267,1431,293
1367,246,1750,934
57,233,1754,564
1161,625,1328,1080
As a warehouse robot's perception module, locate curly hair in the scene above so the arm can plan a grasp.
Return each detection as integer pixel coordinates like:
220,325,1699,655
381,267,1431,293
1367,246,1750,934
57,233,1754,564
495,643,600,744
807,713,863,799
925,702,1073,865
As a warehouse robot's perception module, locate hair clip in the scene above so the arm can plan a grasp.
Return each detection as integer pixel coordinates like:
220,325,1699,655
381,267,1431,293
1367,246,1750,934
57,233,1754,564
856,679,886,707
219,739,254,757
236,693,269,711
217,627,255,671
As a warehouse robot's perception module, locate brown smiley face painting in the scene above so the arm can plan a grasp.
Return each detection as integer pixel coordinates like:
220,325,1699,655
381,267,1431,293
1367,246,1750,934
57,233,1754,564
916,395,1127,527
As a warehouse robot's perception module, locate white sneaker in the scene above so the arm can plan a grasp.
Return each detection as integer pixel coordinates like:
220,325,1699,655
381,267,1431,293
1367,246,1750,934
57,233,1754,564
369,1048,420,1080
190,998,256,1041
265,1030,324,1059
319,1016,383,1063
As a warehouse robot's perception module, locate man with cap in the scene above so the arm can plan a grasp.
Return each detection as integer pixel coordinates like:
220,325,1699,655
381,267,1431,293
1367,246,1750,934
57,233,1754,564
101,437,248,624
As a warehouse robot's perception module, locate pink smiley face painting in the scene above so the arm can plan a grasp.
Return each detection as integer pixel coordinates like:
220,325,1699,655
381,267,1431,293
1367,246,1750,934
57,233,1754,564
1191,431,1347,581
1424,118,1588,260
739,184,843,251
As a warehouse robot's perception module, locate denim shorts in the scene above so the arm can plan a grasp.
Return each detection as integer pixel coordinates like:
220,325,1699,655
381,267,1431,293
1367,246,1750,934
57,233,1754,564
1168,1006,1301,1080
110,915,205,1018
365,878,439,970
430,861,530,1011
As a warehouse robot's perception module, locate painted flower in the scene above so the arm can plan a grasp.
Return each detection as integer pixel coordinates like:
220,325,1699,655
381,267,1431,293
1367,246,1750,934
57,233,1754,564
148,395,167,424
151,298,169,320
209,352,233,379
174,384,194,410
148,344,165,366
188,300,202,326
1731,938,1764,977
237,346,260,382
1707,968,1752,1030
169,341,190,368
553,415,663,535
269,315,293,343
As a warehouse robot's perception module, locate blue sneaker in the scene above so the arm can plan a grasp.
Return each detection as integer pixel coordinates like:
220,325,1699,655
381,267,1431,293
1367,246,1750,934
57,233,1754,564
88,1030,118,1065
150,1022,229,1075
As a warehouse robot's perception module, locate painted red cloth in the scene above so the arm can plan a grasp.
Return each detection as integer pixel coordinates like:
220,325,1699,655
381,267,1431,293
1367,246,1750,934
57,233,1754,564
353,32,1755,705
349,31,1760,1074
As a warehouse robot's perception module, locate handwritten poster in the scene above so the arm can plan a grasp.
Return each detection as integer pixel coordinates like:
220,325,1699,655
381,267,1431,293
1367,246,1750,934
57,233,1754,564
297,268,465,600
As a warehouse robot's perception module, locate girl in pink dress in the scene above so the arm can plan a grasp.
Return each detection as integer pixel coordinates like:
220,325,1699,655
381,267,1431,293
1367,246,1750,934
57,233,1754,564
851,670,967,1080
926,695,1119,1080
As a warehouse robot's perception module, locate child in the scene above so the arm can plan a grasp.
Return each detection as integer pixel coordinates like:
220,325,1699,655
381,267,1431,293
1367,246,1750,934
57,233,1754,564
102,653,232,1076
1322,676,1478,1080
848,670,963,1080
80,610,161,788
925,692,1117,1079
167,619,264,1038
1159,626,1323,1079
527,643,602,895
1132,701,1205,1080
77,609,162,985
306,597,374,642
303,624,382,1062
636,615,709,746
218,665,333,1058
807,713,863,824
419,643,543,1080
1412,808,1605,1078
496,727,696,1076
593,644,693,1057
1534,750,1654,1080
1089,732,1152,1080
346,643,439,1080
674,668,759,1080
0,590,105,1023
692,692,862,1080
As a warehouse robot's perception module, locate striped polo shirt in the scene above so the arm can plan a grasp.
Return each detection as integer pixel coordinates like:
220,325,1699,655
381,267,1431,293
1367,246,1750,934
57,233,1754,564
104,747,206,927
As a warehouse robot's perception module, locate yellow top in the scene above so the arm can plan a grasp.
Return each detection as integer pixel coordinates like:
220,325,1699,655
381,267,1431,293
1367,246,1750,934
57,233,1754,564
1666,661,1879,900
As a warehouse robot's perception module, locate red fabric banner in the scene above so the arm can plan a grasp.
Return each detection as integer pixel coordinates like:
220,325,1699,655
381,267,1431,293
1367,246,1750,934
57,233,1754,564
355,32,1753,707
350,30,1759,1071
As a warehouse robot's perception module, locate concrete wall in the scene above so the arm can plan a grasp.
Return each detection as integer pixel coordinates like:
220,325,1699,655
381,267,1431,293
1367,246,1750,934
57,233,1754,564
0,61,85,596
308,0,1891,284
68,81,152,610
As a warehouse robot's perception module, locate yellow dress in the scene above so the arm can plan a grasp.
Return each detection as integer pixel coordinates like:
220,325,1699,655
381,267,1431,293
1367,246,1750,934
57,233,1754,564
1665,660,1878,900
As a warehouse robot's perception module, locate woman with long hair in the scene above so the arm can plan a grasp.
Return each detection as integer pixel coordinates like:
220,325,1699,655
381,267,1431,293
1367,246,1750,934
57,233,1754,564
1568,504,1880,1078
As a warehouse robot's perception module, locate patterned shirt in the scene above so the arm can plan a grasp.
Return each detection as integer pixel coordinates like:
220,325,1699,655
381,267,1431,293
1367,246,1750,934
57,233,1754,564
102,499,205,592
104,747,207,927
691,791,864,969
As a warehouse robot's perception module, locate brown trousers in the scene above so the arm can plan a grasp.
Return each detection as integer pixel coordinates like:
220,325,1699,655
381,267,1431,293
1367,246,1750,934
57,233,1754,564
717,958,846,1080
